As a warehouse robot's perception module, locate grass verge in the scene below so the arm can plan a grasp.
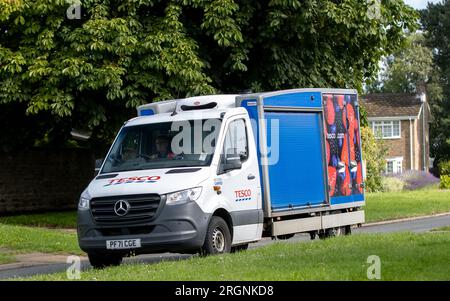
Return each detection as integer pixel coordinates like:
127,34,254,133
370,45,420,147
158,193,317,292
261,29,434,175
0,252,16,265
26,232,450,281
0,211,76,229
365,188,450,223
431,226,450,232
0,224,82,255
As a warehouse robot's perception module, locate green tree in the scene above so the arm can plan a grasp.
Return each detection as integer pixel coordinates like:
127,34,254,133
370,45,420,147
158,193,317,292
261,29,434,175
422,1,450,164
375,33,435,93
365,32,438,93
360,126,387,192
0,0,418,150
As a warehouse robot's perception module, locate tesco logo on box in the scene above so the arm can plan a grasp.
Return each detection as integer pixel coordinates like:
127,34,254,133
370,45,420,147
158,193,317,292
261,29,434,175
234,189,252,198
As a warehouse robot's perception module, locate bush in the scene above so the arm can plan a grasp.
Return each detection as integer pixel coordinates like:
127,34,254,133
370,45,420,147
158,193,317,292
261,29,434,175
395,170,440,190
438,160,450,176
361,126,388,192
439,161,450,189
440,175,450,189
381,177,406,192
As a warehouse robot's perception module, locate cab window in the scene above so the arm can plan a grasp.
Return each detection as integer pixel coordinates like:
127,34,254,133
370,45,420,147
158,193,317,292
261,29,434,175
222,119,249,162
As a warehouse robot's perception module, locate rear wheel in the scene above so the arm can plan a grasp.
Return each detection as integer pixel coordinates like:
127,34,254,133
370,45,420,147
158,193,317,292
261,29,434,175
201,216,232,256
88,252,123,269
318,226,348,239
344,225,352,235
309,231,318,240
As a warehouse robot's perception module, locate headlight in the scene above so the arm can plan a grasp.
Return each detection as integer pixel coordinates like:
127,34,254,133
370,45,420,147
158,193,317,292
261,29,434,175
78,191,91,210
166,187,202,205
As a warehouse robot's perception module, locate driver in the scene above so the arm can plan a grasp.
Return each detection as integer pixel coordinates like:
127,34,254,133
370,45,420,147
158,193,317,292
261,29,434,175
122,147,137,160
150,135,175,159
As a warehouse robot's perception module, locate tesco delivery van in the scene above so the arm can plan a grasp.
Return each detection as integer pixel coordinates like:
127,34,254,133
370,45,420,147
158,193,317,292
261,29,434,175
77,88,365,268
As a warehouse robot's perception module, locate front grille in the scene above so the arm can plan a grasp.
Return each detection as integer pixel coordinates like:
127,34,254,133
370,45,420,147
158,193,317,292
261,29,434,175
90,194,161,225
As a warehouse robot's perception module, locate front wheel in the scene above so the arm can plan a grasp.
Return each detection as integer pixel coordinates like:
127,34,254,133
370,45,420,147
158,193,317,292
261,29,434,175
201,216,232,256
88,252,123,269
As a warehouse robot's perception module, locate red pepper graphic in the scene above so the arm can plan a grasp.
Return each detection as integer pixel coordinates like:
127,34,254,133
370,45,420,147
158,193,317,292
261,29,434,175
347,104,355,131
328,166,337,196
349,135,356,161
326,141,330,165
357,162,363,193
341,133,349,165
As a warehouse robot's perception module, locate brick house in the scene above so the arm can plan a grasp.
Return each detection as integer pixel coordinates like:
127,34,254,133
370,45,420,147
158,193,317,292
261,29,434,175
361,93,431,174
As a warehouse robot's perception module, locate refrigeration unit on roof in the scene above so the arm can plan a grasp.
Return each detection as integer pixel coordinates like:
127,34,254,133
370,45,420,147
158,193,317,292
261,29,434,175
137,95,239,116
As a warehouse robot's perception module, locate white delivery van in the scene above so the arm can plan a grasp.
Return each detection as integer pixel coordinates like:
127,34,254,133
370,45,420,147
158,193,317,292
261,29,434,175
77,89,365,268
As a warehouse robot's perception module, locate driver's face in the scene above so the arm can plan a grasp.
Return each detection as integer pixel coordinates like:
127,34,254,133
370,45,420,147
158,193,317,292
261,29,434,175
123,148,136,159
156,139,168,153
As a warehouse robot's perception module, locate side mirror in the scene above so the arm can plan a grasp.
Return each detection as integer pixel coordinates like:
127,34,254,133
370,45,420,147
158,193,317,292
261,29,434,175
94,158,104,175
222,150,242,172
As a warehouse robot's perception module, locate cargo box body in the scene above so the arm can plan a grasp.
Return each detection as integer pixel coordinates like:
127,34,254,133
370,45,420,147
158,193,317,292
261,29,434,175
237,89,365,218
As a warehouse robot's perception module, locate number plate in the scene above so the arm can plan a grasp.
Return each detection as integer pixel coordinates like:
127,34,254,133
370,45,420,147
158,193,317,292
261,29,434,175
106,239,141,250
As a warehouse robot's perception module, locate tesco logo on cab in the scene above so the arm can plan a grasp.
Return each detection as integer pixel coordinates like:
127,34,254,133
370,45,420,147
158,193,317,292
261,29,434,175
104,176,161,187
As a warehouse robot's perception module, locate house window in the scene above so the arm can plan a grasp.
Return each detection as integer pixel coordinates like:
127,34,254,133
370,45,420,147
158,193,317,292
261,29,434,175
386,157,403,174
370,120,401,138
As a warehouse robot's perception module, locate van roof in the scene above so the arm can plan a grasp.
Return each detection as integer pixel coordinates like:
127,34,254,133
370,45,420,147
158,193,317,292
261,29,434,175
137,95,239,117
126,107,247,127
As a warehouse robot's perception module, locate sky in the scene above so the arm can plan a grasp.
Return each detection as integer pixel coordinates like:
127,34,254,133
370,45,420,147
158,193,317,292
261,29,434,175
403,0,442,9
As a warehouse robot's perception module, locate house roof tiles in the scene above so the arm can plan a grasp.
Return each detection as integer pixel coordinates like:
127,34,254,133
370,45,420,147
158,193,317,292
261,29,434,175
361,93,423,118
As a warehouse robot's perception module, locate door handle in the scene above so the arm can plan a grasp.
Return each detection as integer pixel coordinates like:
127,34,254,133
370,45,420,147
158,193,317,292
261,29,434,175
247,174,256,180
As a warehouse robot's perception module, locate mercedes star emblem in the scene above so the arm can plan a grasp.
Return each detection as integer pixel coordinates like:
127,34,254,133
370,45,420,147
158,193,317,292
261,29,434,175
114,200,130,216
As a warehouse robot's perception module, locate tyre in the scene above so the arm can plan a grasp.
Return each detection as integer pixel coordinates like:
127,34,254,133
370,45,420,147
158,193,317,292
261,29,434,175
318,230,328,239
344,225,352,235
231,244,249,253
201,216,232,255
309,231,318,240
334,226,351,236
318,228,334,239
318,227,347,239
88,252,123,269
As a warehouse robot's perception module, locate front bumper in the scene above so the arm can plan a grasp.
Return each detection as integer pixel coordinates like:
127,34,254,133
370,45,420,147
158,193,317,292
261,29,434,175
77,200,211,254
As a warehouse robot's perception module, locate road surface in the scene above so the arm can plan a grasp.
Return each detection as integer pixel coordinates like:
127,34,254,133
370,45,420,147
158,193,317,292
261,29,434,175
0,214,449,280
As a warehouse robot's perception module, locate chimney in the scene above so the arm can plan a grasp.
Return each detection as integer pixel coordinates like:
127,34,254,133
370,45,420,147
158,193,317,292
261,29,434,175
415,92,426,103
420,92,426,103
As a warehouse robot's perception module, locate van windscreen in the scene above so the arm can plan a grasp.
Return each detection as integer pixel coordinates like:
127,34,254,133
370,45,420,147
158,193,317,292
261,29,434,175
101,119,222,174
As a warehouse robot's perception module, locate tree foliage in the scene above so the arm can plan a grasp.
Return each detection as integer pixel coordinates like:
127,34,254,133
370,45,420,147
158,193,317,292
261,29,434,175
0,0,418,150
366,33,436,93
360,125,387,192
422,1,450,164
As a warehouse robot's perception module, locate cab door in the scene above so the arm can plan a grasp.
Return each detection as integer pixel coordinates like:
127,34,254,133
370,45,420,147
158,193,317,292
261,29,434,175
217,116,262,244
